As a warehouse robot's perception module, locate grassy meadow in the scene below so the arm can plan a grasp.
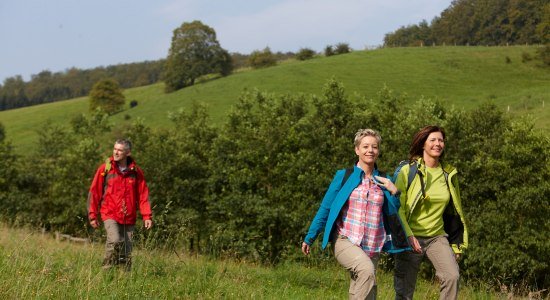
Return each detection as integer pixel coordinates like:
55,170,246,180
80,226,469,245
0,225,507,299
1,45,548,152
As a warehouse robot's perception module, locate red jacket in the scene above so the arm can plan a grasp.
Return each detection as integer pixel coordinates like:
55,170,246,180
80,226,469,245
87,156,151,225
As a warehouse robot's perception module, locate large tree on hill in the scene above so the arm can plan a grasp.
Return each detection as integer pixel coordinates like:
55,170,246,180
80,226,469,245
89,78,125,114
163,20,233,92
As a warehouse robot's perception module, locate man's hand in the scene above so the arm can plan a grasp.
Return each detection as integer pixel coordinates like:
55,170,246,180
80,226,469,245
144,219,153,230
90,219,99,229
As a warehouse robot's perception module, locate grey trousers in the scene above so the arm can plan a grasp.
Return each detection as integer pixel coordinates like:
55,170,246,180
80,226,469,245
334,236,380,300
103,219,134,270
394,235,459,300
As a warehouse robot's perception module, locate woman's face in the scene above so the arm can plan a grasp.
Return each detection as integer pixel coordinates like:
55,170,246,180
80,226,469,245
423,131,445,159
355,136,379,166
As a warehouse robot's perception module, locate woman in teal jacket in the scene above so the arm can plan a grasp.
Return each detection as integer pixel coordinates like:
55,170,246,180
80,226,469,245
393,125,468,300
302,129,410,300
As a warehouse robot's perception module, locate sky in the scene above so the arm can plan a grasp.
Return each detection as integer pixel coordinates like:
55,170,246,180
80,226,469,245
0,0,453,83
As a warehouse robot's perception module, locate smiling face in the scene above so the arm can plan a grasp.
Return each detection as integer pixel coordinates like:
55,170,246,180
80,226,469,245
423,131,445,160
113,143,130,163
355,135,380,168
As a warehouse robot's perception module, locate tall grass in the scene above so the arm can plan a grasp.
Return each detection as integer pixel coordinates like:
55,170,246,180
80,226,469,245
0,225,506,299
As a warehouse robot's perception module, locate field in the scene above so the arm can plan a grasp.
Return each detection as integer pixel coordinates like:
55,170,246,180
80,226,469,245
0,225,506,299
1,45,548,152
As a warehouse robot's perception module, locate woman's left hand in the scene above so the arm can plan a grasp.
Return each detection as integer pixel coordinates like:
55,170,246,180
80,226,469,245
374,175,399,195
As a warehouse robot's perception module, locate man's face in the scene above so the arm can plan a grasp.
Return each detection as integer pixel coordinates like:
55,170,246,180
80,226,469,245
113,143,130,162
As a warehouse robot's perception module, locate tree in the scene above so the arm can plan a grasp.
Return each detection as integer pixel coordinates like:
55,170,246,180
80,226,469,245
248,47,277,69
296,48,316,60
89,78,125,114
163,20,233,92
334,43,351,54
324,45,335,56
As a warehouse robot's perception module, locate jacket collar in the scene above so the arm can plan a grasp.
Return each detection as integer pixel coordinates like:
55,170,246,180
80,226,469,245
415,157,456,175
109,156,137,172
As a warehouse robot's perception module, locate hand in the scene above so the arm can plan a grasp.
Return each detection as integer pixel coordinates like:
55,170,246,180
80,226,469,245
455,253,461,261
301,242,311,256
408,236,422,253
90,219,99,229
374,175,399,195
144,219,153,230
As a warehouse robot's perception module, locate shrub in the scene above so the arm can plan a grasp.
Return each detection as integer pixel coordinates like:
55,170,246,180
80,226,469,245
324,45,334,57
334,43,351,55
249,47,277,69
296,48,316,61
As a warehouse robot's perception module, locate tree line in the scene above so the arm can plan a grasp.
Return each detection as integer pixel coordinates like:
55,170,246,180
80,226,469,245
0,80,548,291
0,60,164,111
0,20,299,112
384,0,549,47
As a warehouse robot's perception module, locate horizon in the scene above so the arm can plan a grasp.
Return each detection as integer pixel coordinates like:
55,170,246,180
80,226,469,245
0,0,452,83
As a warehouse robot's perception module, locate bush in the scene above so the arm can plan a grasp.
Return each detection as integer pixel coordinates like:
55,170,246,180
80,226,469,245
324,45,335,57
249,47,277,69
296,48,316,61
334,43,351,55
2,80,549,291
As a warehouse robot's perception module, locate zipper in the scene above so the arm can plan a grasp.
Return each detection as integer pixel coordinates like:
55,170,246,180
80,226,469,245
407,189,423,222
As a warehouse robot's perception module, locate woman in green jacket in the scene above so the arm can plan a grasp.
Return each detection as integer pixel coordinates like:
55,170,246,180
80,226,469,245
394,125,468,300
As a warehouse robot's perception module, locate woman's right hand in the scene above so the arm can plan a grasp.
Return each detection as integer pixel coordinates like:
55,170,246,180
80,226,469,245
301,242,311,256
408,236,422,253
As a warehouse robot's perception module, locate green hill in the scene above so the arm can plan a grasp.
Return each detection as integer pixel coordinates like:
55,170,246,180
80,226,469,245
1,46,548,151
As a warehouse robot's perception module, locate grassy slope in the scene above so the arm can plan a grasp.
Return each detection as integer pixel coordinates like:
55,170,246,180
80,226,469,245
0,226,503,299
1,46,548,151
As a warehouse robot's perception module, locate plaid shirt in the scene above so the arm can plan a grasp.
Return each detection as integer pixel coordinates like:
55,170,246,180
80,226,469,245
336,174,386,257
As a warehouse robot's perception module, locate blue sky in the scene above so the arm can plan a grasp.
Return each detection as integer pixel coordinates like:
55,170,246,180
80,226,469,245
0,0,452,83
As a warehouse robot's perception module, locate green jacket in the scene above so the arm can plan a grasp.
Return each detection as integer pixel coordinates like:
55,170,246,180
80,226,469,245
395,158,468,253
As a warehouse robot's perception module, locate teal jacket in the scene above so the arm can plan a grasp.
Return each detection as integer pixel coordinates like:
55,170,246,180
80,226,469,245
395,158,469,253
304,165,410,253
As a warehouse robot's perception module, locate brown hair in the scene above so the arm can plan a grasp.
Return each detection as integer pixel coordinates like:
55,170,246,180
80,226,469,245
408,125,446,160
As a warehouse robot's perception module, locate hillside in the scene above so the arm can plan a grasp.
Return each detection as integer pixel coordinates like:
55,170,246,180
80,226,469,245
1,45,548,151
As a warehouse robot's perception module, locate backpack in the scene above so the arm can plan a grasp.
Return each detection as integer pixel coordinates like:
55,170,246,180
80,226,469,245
392,160,422,196
101,158,112,193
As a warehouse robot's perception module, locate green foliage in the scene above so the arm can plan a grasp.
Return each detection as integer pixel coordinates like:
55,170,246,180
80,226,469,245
334,43,351,54
296,48,316,61
248,47,277,69
324,45,334,57
384,20,433,47
123,103,218,251
89,79,125,114
385,0,549,46
163,20,232,92
1,80,549,290
0,61,163,111
3,46,549,153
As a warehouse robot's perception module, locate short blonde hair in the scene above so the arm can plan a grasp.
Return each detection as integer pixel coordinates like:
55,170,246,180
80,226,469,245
354,128,381,147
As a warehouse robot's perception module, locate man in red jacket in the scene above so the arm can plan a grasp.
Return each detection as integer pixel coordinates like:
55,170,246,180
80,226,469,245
87,139,152,271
